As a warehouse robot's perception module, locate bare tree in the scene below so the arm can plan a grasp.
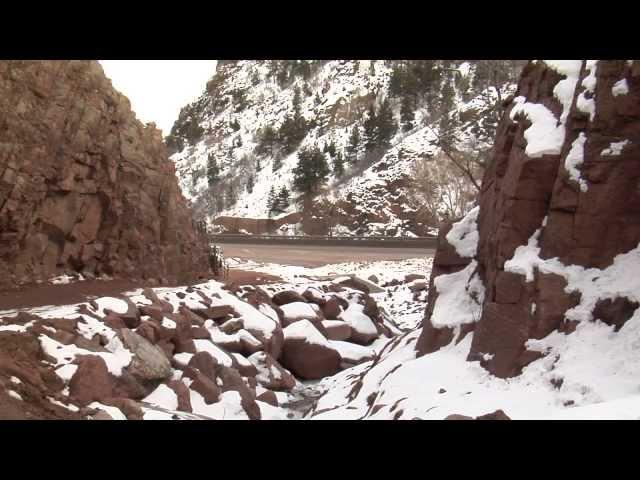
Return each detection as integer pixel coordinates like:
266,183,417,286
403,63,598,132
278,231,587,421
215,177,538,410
409,154,477,222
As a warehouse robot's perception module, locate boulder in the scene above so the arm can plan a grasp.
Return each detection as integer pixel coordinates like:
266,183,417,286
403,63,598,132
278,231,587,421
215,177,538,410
121,328,172,382
302,288,326,306
272,290,306,306
69,355,116,405
103,397,144,420
321,320,352,341
188,351,218,381
338,304,378,345
407,280,428,292
280,302,320,325
256,389,278,407
217,366,261,420
280,320,342,380
321,297,345,320
404,274,426,283
248,351,296,391
476,409,511,420
188,369,220,405
444,414,473,420
167,380,192,413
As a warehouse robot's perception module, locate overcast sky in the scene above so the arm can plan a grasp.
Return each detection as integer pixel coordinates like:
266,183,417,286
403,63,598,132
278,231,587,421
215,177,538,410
100,60,218,136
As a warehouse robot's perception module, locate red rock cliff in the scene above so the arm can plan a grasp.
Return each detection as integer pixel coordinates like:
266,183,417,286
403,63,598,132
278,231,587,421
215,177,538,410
0,61,210,286
417,60,640,377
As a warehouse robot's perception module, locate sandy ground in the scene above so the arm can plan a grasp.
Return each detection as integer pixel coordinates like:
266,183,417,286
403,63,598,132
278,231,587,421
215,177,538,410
221,243,435,267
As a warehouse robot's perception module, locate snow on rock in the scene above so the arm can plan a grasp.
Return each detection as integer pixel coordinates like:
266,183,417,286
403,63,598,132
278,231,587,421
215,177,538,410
612,78,629,97
193,339,233,367
0,322,34,332
505,220,640,324
173,352,194,367
329,340,375,365
39,334,133,377
544,60,583,123
280,302,318,321
509,96,565,158
564,133,588,192
601,140,630,156
143,384,179,411
338,304,377,343
91,297,129,315
189,390,250,420
431,260,485,328
576,60,598,121
445,206,480,258
89,402,127,420
283,320,329,346
8,390,23,401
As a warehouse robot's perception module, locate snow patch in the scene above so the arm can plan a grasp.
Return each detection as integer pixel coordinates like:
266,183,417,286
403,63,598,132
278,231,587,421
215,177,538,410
445,206,480,258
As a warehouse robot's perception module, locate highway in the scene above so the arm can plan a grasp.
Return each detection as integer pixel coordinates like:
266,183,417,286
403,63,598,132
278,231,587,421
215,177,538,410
221,242,436,267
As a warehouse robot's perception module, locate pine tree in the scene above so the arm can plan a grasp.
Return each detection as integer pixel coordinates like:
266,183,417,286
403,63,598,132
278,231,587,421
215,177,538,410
255,125,277,157
293,146,330,194
292,86,302,118
267,186,277,213
246,175,254,193
278,113,307,156
226,184,237,206
438,76,457,151
346,126,360,164
207,154,220,187
215,192,225,213
276,66,288,87
363,104,378,152
376,98,397,148
277,186,290,211
272,154,283,172
326,140,336,158
400,95,415,132
333,151,345,177
440,75,456,116
389,65,405,97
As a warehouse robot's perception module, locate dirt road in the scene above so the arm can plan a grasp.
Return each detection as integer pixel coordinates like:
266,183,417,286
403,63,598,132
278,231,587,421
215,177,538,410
0,270,282,313
222,243,435,267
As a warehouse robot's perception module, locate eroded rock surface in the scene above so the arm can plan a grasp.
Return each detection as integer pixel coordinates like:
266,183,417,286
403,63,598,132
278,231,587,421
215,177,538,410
418,60,640,378
0,60,209,287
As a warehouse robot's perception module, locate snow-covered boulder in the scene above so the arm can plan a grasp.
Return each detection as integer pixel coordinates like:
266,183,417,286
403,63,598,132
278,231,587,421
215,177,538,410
280,320,342,380
338,304,378,345
248,351,297,391
272,290,307,306
321,320,352,341
280,302,320,325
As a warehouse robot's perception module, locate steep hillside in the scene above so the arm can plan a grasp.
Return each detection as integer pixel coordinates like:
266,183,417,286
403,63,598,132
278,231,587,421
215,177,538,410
309,59,640,419
169,60,521,236
0,61,210,287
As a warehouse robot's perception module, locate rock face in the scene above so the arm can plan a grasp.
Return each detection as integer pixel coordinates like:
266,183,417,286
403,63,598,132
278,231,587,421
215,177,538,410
418,60,640,378
0,61,209,287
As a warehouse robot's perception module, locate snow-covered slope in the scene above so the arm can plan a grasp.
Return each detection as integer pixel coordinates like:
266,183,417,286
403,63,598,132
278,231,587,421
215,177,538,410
169,60,520,235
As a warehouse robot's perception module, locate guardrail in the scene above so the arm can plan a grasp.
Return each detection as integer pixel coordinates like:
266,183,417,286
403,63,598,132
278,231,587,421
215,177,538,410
208,234,438,248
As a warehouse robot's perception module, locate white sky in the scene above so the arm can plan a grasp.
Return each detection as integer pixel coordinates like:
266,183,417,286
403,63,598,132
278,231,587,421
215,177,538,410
99,60,217,136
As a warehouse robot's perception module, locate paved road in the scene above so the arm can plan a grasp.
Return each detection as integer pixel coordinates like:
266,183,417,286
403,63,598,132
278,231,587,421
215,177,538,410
221,243,436,268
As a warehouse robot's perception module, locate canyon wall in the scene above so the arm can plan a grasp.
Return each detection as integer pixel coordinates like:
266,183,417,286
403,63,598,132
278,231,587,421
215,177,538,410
417,60,640,377
0,61,210,287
